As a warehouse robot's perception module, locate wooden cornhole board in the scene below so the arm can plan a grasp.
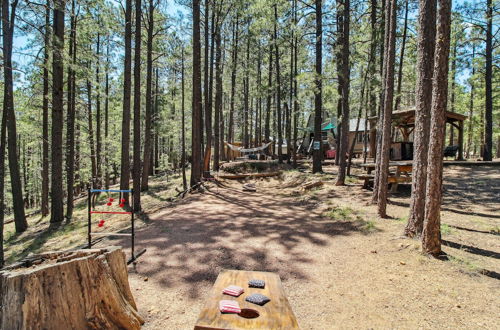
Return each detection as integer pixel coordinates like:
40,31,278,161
194,270,299,330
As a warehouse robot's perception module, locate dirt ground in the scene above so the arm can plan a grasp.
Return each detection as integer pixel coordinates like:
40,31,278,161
107,164,499,329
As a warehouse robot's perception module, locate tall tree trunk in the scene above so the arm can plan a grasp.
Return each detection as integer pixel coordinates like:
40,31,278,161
375,0,397,217
141,0,155,191
483,0,492,161
50,0,64,224
203,0,209,147
422,0,451,256
394,0,409,112
120,0,133,203
87,73,97,184
181,47,187,190
256,41,262,147
66,0,77,219
41,0,50,217
466,46,475,158
95,31,102,187
213,22,222,171
312,0,323,173
292,0,299,168
347,67,369,176
191,0,203,186
274,5,283,163
265,42,272,144
405,0,436,236
0,0,7,259
243,24,250,148
367,0,377,158
3,0,27,231
132,0,142,211
104,37,110,189
228,14,239,143
0,82,6,266
335,0,351,185
203,8,215,175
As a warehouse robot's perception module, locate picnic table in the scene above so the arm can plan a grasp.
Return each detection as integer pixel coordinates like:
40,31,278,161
194,269,300,330
358,161,413,192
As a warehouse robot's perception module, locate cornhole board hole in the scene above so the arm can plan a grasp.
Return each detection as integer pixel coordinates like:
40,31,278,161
194,269,299,330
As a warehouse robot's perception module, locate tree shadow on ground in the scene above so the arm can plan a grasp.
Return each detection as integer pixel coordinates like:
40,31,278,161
113,186,374,299
442,240,500,260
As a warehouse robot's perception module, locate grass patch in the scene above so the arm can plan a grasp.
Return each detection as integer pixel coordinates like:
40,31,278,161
396,216,407,222
325,206,355,221
441,223,453,235
345,176,358,184
449,255,479,272
324,206,379,234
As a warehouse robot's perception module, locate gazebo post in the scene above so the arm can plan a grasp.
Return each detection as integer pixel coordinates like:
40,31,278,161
458,120,464,160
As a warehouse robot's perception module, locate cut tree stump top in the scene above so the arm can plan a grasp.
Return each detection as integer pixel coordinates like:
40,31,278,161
194,269,300,330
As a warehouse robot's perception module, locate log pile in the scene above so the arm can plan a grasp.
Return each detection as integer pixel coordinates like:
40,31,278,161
0,246,144,330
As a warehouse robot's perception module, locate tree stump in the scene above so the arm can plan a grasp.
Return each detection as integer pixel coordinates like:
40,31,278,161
0,246,144,330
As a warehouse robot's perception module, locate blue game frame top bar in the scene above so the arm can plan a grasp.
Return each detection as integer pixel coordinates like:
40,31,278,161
90,189,133,193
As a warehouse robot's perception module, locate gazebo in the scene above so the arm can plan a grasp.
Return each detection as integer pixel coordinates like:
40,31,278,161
369,107,467,160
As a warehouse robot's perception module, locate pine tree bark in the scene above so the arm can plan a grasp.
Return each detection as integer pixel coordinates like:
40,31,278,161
228,15,239,144
132,0,142,211
405,0,436,236
422,0,451,256
335,0,351,185
3,0,27,231
213,22,222,171
87,73,97,185
312,0,323,173
483,0,493,161
141,0,155,191
66,0,77,219
243,25,250,148
466,46,475,158
104,37,110,188
191,0,203,186
274,5,283,163
265,42,272,144
181,47,187,190
0,8,7,260
41,0,50,217
376,0,397,217
292,0,299,168
394,0,409,112
95,31,102,187
367,0,377,158
50,0,64,224
120,0,133,202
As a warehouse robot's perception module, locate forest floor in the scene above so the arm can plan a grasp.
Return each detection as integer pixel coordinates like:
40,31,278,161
4,161,499,329
122,162,499,329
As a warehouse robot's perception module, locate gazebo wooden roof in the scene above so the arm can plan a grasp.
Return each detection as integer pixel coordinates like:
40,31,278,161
368,107,466,160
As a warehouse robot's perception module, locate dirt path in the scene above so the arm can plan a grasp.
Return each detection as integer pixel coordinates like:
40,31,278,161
119,166,499,329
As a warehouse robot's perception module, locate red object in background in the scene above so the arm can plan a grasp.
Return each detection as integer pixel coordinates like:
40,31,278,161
98,219,105,227
119,203,125,208
106,202,112,206
326,149,336,159
120,198,126,203
109,198,114,202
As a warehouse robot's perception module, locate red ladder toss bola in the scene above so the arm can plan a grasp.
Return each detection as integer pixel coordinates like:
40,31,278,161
87,188,146,264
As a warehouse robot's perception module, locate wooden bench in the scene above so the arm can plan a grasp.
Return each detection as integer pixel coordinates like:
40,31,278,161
194,270,299,330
